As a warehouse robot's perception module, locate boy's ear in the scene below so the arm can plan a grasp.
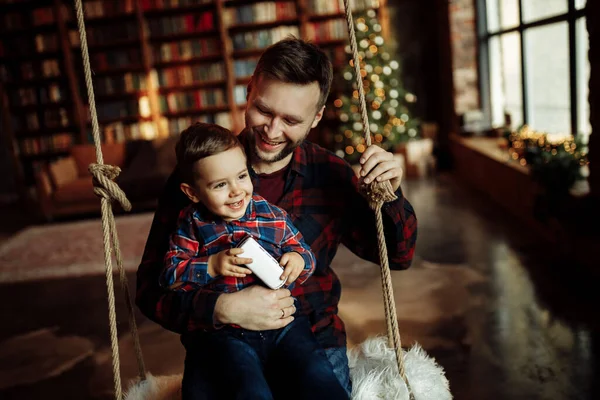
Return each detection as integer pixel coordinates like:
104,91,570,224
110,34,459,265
180,183,201,203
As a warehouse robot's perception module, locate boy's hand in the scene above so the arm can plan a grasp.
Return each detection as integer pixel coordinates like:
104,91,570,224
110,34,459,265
208,248,253,278
279,252,305,285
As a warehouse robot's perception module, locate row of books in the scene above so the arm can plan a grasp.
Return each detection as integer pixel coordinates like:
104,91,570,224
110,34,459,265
11,84,64,106
69,23,139,47
2,36,60,57
83,0,136,19
152,38,220,63
101,121,159,143
308,0,378,15
163,113,233,135
88,100,140,122
233,58,258,78
147,12,215,38
306,20,347,43
232,26,299,51
93,73,147,96
233,84,247,105
140,0,213,11
223,2,296,26
19,133,73,156
158,89,226,113
1,6,54,33
82,49,143,71
22,108,70,131
34,33,59,53
157,62,225,87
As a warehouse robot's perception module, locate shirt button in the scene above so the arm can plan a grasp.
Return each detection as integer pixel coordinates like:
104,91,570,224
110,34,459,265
196,273,201,278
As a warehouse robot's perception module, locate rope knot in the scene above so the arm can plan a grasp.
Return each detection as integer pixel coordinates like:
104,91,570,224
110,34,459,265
89,164,132,212
359,179,398,211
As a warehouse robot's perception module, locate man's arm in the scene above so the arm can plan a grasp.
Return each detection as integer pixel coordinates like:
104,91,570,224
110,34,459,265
336,155,418,270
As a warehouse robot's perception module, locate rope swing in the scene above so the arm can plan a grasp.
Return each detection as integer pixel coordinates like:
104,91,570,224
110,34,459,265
73,0,452,397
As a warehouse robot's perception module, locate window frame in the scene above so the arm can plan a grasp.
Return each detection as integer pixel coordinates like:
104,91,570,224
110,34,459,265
477,0,587,135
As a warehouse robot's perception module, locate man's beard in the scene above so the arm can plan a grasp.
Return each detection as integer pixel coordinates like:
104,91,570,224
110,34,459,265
247,128,308,163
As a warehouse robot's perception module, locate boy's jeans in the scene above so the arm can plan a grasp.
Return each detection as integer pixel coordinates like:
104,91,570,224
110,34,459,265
181,317,349,400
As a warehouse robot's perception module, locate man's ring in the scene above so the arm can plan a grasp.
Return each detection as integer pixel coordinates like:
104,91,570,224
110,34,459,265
280,309,285,319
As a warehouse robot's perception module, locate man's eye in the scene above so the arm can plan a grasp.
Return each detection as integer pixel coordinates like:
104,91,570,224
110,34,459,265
284,119,297,126
258,107,270,115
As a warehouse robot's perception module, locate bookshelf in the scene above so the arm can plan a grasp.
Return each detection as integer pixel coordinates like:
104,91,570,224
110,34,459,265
0,0,387,187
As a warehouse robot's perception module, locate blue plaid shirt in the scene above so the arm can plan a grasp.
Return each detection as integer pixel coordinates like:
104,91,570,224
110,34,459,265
161,194,316,293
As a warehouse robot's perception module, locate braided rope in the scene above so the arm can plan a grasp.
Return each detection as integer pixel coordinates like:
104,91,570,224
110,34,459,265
342,0,412,394
73,1,146,399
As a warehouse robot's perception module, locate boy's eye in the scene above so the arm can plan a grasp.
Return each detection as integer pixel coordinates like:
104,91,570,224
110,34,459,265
214,182,226,189
239,173,248,180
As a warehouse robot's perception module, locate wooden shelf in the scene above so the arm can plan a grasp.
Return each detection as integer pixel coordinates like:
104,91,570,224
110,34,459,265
5,76,66,87
96,115,148,125
153,54,223,68
232,48,267,58
0,51,62,62
95,91,148,102
162,106,229,117
158,80,226,93
73,39,141,52
308,12,345,22
16,126,76,137
142,3,216,17
0,23,57,37
89,66,146,77
228,19,299,33
149,31,219,43
224,0,294,5
235,76,252,84
11,101,72,111
20,150,70,160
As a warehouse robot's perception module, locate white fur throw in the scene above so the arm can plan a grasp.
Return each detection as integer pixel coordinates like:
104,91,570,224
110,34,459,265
125,336,451,400
348,336,452,400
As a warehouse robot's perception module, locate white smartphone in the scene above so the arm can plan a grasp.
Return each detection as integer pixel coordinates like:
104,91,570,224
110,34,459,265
236,235,287,290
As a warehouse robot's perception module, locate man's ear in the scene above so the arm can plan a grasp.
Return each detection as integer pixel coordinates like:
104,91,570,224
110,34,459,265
180,183,201,203
311,105,325,129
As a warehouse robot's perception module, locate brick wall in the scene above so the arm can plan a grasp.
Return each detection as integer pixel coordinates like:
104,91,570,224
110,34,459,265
449,0,479,115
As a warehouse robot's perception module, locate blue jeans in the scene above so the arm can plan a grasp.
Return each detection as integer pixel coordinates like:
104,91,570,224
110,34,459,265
181,317,349,400
324,346,352,396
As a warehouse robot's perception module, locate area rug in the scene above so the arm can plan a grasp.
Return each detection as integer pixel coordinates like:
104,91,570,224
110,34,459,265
0,213,154,284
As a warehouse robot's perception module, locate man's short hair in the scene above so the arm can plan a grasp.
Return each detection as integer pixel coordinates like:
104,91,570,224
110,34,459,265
175,122,243,184
252,37,333,109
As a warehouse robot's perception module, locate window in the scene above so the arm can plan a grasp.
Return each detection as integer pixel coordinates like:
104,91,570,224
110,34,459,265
478,0,589,138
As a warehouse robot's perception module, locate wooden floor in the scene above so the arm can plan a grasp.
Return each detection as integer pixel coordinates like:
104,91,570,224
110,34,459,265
1,173,599,399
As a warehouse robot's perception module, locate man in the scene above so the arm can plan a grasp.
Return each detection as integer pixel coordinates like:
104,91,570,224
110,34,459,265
136,38,417,398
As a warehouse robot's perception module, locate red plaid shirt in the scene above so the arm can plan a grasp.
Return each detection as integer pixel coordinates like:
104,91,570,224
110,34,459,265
161,195,315,292
136,136,417,349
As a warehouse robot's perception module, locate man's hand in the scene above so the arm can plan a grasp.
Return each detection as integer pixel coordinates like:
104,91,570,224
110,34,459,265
208,248,253,278
359,145,403,192
279,252,304,284
214,285,296,330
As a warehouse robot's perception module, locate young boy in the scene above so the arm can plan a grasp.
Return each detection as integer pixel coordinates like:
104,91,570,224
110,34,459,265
161,122,348,400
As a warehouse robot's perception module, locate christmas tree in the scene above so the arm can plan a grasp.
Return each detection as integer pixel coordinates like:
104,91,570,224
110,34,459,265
332,9,419,163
